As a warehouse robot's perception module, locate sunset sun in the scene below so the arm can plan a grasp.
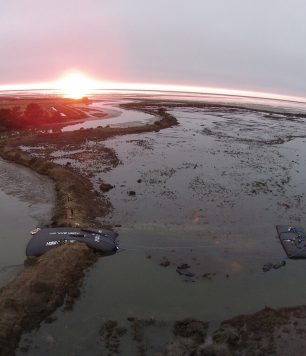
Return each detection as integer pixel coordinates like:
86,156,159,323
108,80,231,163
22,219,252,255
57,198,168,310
57,71,94,99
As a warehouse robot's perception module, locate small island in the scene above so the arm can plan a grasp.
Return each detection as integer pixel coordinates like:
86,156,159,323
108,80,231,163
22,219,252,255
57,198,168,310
0,96,95,131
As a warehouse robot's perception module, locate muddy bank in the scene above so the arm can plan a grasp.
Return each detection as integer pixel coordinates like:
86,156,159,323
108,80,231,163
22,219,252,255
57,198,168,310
0,102,178,354
0,145,109,355
134,305,306,355
0,243,96,356
208,305,306,356
98,317,209,356
117,306,306,355
18,305,306,355
7,106,177,147
0,143,112,227
126,98,306,117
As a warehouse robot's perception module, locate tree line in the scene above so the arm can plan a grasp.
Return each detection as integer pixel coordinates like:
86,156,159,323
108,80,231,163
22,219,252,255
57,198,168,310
0,103,64,130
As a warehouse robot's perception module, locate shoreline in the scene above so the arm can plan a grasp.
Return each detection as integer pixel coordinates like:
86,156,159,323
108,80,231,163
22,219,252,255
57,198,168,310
0,102,178,354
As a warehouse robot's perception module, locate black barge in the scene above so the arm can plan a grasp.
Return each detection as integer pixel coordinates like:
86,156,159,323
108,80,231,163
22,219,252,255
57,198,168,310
26,227,118,257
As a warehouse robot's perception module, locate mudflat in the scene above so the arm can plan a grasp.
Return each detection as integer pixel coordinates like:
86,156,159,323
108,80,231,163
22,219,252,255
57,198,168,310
1,93,306,355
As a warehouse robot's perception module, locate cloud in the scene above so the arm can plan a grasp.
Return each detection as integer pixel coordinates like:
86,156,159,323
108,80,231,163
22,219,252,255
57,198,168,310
1,0,306,97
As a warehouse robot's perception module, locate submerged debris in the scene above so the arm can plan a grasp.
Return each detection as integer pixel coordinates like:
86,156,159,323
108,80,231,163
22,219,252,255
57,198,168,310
263,261,286,272
177,263,190,269
202,273,216,280
160,258,170,267
273,260,286,269
176,264,195,278
263,263,274,272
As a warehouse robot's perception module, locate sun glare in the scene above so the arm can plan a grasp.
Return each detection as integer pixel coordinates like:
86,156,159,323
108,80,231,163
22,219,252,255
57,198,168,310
1,74,306,105
57,71,94,99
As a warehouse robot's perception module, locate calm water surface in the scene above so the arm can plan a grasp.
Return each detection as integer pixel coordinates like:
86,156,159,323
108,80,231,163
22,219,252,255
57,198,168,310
62,102,156,131
0,159,55,286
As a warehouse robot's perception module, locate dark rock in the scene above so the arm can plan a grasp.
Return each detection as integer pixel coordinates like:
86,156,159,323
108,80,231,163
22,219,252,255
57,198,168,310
273,260,286,269
99,183,114,193
177,263,190,270
184,272,195,278
160,258,170,267
176,264,194,277
202,273,212,280
128,190,136,196
263,263,273,272
176,268,185,276
137,179,142,183
45,316,57,324
263,261,286,272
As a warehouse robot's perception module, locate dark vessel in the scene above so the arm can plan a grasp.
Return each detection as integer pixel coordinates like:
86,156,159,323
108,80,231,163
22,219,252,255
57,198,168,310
26,227,118,257
276,225,306,258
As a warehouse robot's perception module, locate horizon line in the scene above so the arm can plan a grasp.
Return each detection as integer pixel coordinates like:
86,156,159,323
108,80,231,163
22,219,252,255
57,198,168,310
1,80,306,104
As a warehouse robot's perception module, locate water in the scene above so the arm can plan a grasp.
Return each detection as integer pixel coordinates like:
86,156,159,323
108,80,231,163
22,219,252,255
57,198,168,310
17,244,306,354
0,158,55,286
16,95,306,355
60,101,157,132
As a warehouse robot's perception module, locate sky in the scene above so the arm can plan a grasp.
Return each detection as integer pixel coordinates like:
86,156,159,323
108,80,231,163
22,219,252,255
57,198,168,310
1,0,306,98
